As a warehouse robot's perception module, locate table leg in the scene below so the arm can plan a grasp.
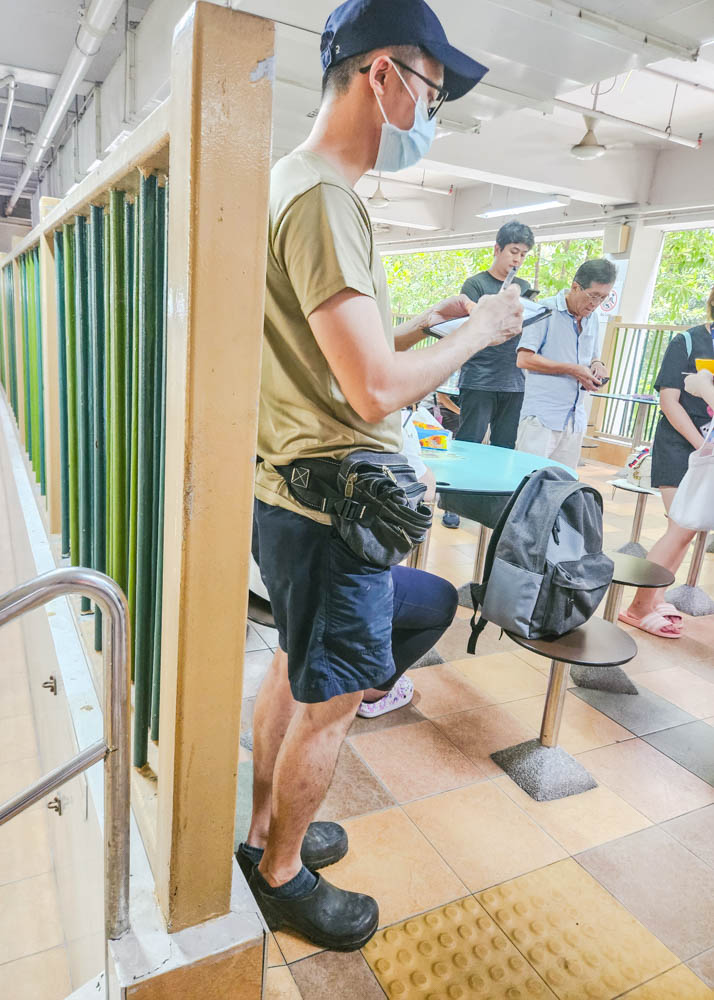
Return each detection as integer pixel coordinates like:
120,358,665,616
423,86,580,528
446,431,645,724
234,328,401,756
602,582,624,623
472,524,492,584
630,493,649,545
540,660,570,748
631,403,647,449
666,531,714,616
687,531,708,588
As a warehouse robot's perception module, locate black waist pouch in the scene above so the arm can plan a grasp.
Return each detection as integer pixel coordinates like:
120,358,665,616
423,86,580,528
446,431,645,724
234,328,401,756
275,450,432,568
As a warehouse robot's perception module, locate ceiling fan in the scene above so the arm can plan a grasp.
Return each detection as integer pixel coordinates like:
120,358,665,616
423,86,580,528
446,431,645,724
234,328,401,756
570,114,635,159
366,171,454,209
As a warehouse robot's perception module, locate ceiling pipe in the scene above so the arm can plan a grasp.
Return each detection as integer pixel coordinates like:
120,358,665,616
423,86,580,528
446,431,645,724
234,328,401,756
641,67,714,97
553,98,701,149
0,75,16,171
5,0,125,216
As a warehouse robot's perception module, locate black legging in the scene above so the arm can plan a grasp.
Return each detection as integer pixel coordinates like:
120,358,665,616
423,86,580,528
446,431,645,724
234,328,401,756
375,565,458,691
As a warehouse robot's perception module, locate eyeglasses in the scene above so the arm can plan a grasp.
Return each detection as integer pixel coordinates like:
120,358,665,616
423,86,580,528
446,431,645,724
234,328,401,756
577,284,609,305
359,57,449,121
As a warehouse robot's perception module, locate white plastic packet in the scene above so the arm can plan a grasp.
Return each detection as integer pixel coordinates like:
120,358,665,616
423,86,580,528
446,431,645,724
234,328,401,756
669,423,714,531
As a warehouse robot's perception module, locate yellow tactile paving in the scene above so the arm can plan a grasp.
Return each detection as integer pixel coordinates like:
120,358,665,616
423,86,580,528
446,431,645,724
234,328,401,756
363,896,557,1000
620,965,714,999
477,860,678,1000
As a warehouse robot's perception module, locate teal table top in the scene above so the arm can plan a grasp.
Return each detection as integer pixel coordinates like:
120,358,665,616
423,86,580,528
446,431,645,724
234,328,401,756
422,440,575,494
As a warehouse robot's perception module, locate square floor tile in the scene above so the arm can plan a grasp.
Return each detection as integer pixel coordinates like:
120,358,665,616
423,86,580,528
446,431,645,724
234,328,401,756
643,722,714,786
233,760,253,849
363,897,557,1000
348,702,424,737
506,692,632,754
350,720,485,802
242,648,275,699
404,781,565,892
434,618,476,662
578,739,714,823
0,872,64,964
577,826,714,959
634,668,714,720
0,757,41,804
0,715,37,765
290,950,385,999
0,945,71,1000
572,686,696,737
451,653,549,703
268,933,285,967
312,807,468,929
494,774,651,854
478,858,677,1000
661,804,714,869
0,809,52,887
407,665,492,719
0,672,32,721
244,623,268,653
264,966,302,1000
0,622,26,677
316,743,395,823
433,703,538,777
688,949,714,990
619,965,714,999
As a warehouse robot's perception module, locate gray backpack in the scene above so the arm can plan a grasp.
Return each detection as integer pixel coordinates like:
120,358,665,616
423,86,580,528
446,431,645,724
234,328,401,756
468,467,614,653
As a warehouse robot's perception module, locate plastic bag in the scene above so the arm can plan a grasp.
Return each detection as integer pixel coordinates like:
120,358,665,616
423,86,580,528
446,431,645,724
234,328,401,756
669,424,714,531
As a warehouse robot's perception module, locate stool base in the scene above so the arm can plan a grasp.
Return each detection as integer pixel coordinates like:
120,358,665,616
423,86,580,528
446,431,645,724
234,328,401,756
666,584,714,617
570,664,638,695
457,581,474,609
616,541,648,559
491,739,597,802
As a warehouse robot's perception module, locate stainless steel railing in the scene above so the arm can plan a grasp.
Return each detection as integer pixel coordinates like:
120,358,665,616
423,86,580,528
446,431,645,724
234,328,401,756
0,567,131,941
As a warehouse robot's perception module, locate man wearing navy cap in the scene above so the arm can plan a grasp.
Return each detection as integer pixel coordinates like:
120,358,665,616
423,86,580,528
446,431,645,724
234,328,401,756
239,0,523,950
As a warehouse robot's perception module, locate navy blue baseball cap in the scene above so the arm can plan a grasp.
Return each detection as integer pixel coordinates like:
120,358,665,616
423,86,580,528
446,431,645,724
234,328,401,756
320,0,488,101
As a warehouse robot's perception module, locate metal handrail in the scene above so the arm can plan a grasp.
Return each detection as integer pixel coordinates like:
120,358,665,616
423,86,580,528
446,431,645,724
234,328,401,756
0,567,131,941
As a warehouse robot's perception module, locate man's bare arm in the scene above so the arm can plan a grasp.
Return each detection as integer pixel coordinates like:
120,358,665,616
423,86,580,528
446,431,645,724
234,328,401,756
308,287,522,423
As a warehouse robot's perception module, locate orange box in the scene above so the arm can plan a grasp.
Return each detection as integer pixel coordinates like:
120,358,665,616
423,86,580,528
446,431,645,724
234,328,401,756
695,358,714,373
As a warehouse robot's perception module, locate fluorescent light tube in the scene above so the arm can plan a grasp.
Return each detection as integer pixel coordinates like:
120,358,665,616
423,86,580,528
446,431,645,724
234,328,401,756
478,196,570,219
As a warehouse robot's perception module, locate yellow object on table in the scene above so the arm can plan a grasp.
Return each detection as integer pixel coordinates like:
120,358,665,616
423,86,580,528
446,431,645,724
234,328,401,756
695,358,714,373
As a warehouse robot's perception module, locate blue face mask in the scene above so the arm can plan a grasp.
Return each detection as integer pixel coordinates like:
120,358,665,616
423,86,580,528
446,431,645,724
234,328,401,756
373,62,437,173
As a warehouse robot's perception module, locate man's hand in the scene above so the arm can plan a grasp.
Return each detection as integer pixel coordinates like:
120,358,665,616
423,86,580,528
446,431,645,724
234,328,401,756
459,285,523,350
685,369,714,401
424,294,473,330
572,364,601,392
590,360,608,383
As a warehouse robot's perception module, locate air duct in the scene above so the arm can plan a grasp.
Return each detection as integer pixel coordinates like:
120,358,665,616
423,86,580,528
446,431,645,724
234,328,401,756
5,0,125,216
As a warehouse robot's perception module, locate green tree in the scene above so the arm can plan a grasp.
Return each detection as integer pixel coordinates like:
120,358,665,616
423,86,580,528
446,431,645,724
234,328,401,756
382,236,603,317
648,229,714,326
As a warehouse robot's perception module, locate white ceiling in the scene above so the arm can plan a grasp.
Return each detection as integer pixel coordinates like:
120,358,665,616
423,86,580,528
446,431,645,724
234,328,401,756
3,0,714,247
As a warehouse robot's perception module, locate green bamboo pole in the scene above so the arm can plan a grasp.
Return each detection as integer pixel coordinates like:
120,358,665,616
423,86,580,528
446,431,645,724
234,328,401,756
24,255,37,474
89,205,106,651
125,199,136,543
20,257,33,458
54,231,70,557
63,224,79,564
33,248,46,496
127,198,140,650
132,172,157,768
74,217,92,612
4,268,18,418
103,211,112,575
107,190,128,593
150,179,168,742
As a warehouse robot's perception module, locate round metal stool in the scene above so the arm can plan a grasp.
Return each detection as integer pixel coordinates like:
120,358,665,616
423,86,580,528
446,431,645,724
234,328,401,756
491,617,636,801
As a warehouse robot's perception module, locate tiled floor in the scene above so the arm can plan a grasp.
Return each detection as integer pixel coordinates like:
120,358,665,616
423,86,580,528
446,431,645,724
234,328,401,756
243,459,714,1000
0,474,71,997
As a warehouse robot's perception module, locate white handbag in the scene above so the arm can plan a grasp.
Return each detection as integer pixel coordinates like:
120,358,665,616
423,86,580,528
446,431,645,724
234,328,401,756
669,423,714,531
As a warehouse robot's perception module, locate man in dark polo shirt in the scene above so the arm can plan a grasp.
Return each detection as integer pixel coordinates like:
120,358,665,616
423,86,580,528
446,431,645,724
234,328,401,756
442,220,533,527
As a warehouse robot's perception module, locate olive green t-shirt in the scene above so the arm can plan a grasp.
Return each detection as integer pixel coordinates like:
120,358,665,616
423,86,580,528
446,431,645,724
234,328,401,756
255,150,402,522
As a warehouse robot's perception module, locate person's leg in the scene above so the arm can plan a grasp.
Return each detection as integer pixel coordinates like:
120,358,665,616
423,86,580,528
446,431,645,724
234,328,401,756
516,415,555,458
246,646,296,849
258,688,363,886
625,487,696,624
455,389,496,443
549,428,584,470
362,567,458,701
490,392,524,450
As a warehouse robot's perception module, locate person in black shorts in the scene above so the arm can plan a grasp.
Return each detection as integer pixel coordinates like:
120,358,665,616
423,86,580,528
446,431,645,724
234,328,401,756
620,289,714,638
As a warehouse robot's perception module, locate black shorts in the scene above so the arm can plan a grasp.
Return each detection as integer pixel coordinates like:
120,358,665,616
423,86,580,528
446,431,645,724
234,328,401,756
651,415,694,489
252,499,396,703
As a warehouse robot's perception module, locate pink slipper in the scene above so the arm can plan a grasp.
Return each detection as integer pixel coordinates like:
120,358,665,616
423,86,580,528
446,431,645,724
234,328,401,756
656,603,683,629
618,609,681,638
356,677,414,718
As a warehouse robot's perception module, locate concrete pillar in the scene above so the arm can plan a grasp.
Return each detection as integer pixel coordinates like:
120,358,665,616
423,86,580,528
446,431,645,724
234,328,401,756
617,223,665,323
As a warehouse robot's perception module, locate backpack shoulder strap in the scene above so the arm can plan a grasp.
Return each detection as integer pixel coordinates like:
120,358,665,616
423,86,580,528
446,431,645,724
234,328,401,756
683,330,693,358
